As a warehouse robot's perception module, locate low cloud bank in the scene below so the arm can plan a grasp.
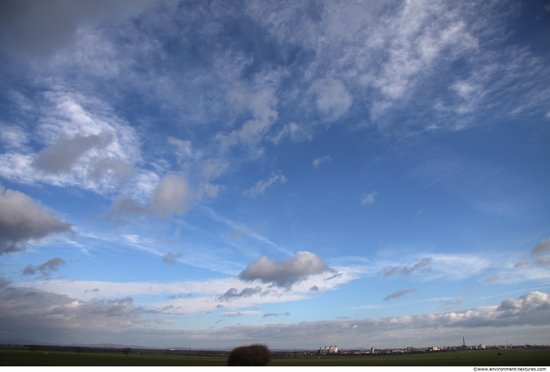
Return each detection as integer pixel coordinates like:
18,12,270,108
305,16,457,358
1,279,549,348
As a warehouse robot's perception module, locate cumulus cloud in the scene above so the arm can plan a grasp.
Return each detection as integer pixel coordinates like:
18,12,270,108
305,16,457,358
531,239,550,256
0,185,73,254
150,175,193,217
105,174,195,222
381,257,432,277
270,122,312,144
383,288,418,302
309,78,352,121
23,257,66,276
162,252,182,265
238,251,334,288
242,172,287,197
313,155,332,169
361,191,377,205
217,87,279,150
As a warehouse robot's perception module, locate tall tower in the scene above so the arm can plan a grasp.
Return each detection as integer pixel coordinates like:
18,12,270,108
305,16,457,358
463,337,466,347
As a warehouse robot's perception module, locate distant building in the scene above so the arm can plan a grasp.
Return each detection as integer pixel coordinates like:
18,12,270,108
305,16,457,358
318,346,339,354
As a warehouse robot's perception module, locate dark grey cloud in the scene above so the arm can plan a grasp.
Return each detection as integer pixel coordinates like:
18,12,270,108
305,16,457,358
0,0,150,56
218,287,263,301
238,251,333,288
162,252,182,265
0,185,73,254
23,257,66,276
531,239,550,256
33,134,106,175
383,288,418,302
309,286,319,292
380,257,432,277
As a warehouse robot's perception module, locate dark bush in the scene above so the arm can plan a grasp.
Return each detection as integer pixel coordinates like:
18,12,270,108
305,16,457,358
227,344,272,366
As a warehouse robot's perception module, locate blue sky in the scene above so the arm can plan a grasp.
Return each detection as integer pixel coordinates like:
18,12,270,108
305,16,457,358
0,0,549,350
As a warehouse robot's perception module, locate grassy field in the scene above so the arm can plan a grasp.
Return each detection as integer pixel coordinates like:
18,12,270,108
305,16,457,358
1,347,549,366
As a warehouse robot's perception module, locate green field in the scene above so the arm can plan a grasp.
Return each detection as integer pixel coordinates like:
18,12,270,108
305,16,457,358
1,348,549,366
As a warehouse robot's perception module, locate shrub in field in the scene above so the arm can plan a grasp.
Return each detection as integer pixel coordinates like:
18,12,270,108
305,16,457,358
227,344,271,366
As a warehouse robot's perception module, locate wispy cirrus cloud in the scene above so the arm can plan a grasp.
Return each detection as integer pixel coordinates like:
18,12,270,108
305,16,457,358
242,172,287,197
4,280,549,348
313,155,332,169
383,288,418,301
361,191,377,206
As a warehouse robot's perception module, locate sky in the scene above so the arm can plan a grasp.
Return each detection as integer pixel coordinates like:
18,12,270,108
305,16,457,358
0,0,549,350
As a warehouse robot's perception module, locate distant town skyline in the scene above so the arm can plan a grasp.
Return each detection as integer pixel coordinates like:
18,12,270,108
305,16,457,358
0,0,549,349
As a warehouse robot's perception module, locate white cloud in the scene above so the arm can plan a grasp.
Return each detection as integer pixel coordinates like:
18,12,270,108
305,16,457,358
0,185,73,254
313,155,332,169
270,122,312,144
361,191,377,205
242,172,287,197
0,91,142,196
0,124,29,150
168,137,194,160
308,78,352,121
217,87,279,150
18,261,360,315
